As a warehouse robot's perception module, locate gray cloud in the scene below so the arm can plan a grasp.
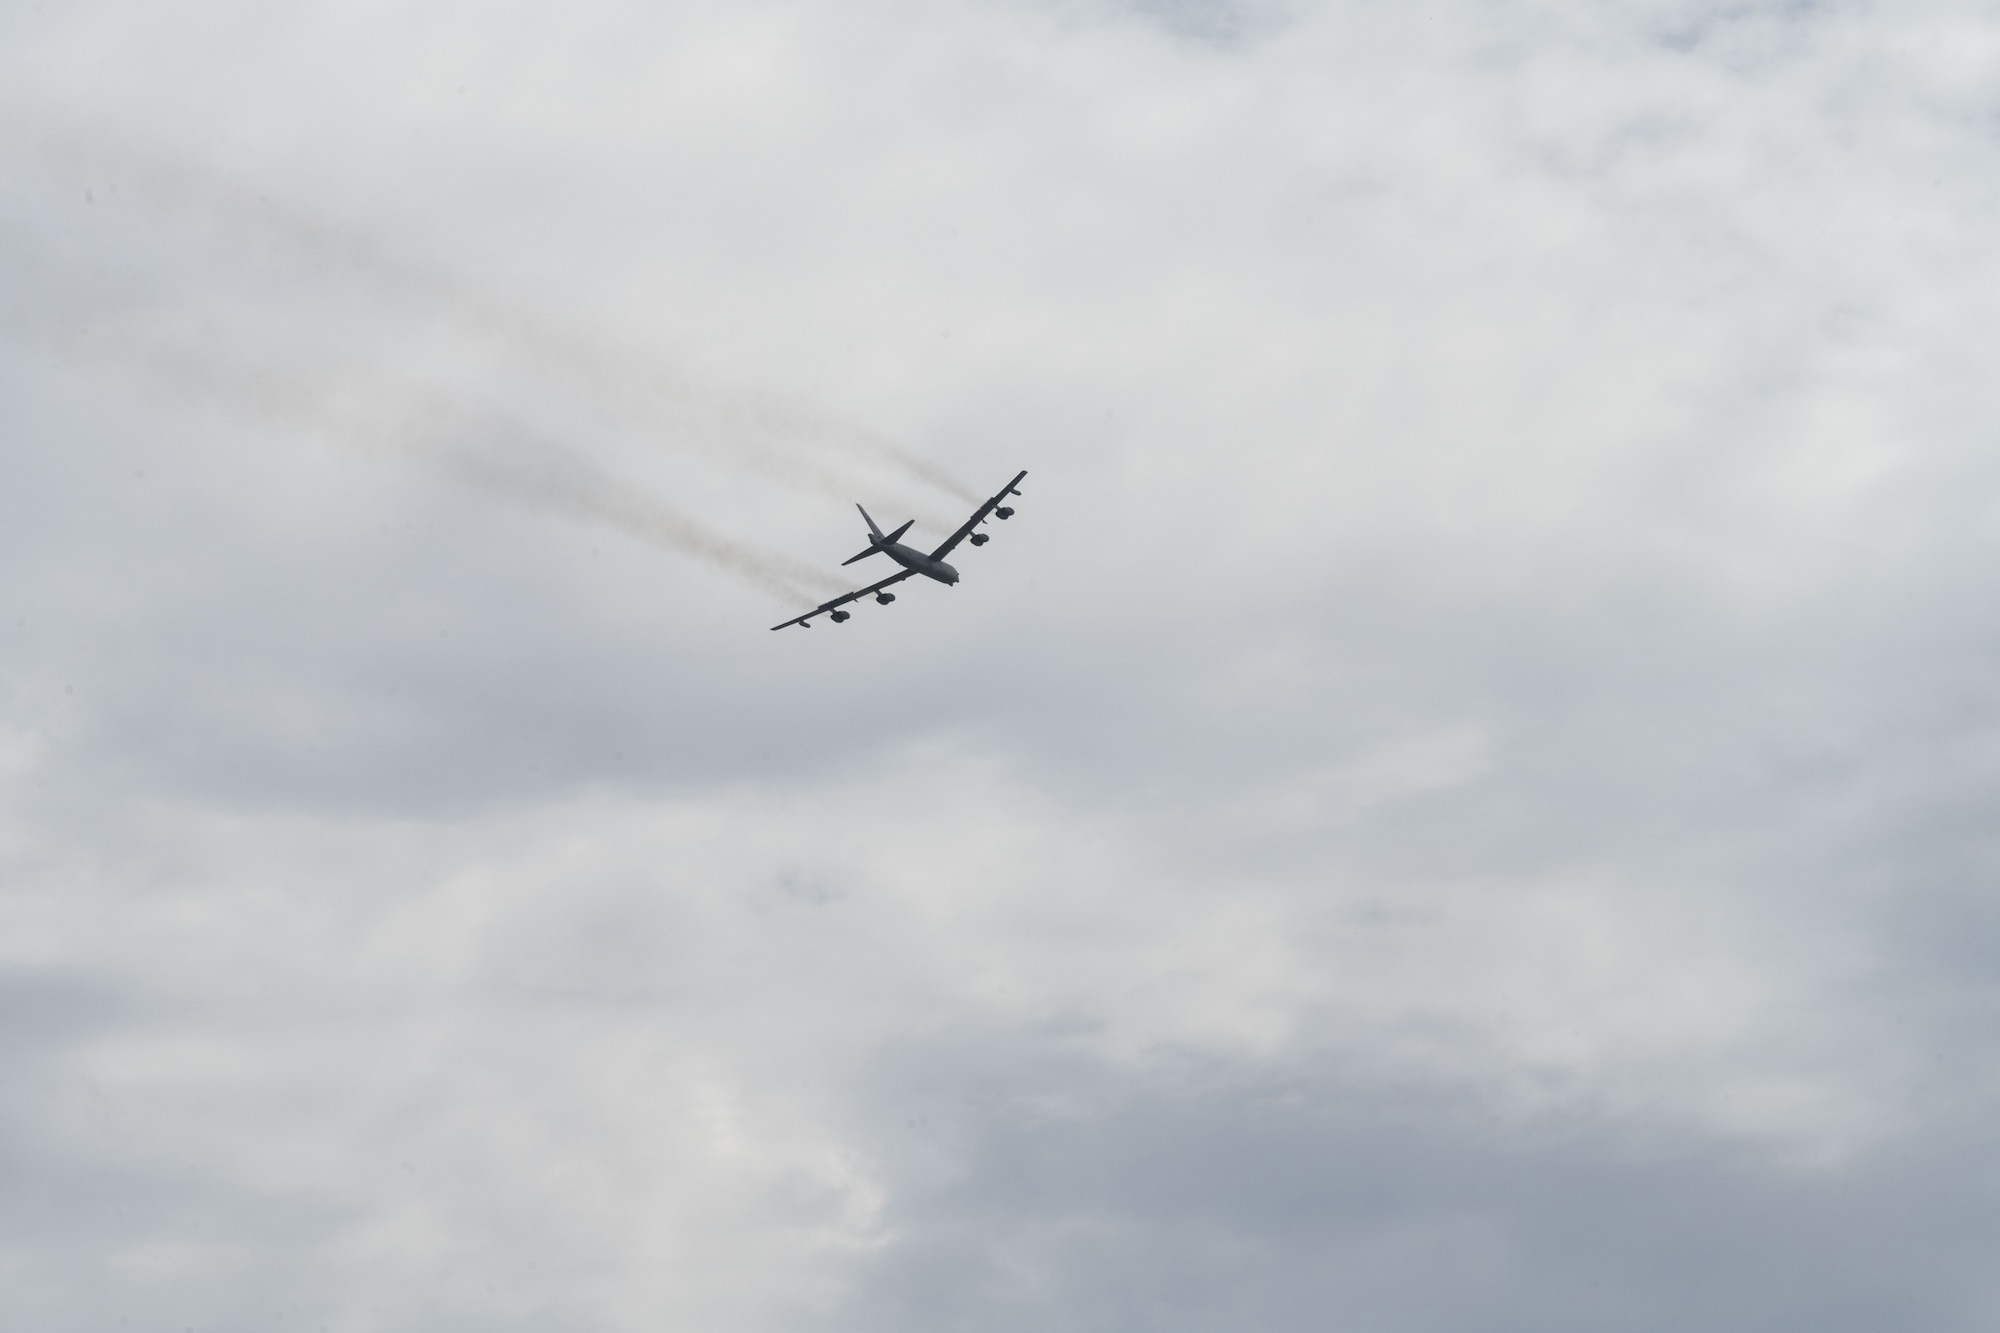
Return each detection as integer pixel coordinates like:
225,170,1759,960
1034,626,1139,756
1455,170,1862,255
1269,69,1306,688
838,1069,2000,1332
6,0,2000,1329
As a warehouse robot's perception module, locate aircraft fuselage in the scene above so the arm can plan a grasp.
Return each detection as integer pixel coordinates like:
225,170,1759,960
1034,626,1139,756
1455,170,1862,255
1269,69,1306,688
881,541,959,584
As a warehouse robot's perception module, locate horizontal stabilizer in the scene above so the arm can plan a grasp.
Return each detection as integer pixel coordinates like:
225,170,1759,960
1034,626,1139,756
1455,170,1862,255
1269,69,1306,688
843,516,914,564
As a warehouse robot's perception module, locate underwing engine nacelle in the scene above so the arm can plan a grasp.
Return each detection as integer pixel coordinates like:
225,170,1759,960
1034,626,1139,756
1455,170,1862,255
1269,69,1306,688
876,592,896,604
830,610,850,622
969,533,989,546
995,507,1014,519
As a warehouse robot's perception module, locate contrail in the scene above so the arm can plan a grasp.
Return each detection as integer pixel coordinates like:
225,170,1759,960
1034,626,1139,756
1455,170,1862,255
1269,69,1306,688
24,119,982,510
424,438,851,604
100,325,846,605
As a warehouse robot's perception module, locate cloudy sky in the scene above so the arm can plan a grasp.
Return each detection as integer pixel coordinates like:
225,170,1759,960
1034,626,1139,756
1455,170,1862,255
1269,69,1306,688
7,0,2000,1328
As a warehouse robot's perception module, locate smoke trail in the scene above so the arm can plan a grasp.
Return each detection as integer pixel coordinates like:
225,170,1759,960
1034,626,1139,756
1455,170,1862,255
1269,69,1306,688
876,443,981,503
100,326,845,606
425,438,851,604
27,120,982,510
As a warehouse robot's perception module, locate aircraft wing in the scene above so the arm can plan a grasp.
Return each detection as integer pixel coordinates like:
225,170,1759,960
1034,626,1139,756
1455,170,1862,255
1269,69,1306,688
769,568,916,631
928,469,1028,560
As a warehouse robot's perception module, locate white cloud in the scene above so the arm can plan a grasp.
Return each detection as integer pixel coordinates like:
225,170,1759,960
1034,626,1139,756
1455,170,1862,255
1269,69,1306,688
7,0,2000,1328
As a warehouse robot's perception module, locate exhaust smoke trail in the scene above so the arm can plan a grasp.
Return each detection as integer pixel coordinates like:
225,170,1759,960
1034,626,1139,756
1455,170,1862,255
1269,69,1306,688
101,326,847,606
26,120,981,510
428,439,852,605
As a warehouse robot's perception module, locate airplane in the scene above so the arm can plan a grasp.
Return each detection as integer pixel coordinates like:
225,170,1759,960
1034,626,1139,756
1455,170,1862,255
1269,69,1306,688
771,470,1028,631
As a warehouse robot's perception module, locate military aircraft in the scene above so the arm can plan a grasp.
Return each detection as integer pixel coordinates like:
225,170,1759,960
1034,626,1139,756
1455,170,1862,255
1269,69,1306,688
771,470,1027,631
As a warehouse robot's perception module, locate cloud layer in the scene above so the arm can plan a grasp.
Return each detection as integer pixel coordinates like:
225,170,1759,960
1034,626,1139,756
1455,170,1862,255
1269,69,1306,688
7,0,2000,1329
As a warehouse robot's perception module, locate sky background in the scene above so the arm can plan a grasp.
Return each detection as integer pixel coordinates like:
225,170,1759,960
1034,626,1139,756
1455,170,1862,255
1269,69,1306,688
6,1,2000,1329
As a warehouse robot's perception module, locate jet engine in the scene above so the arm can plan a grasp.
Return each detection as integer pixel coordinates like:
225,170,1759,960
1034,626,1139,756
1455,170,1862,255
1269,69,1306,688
876,592,896,604
995,507,1014,519
830,610,851,622
969,533,989,546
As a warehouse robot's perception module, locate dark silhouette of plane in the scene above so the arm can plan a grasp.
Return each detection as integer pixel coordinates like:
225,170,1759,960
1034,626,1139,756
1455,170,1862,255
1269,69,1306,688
771,470,1027,630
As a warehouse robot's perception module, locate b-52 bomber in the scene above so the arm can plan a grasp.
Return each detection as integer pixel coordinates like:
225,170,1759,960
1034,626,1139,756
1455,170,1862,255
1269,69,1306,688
771,470,1027,631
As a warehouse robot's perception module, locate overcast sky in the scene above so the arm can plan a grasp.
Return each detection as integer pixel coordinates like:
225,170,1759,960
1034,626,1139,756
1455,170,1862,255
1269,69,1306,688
6,1,2000,1329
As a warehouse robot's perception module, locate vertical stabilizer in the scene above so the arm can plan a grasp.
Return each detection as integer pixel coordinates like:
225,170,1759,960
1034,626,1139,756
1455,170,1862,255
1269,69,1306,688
856,504,885,540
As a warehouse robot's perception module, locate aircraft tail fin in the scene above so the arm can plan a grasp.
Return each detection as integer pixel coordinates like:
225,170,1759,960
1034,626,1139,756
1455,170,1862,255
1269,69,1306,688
844,509,913,564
